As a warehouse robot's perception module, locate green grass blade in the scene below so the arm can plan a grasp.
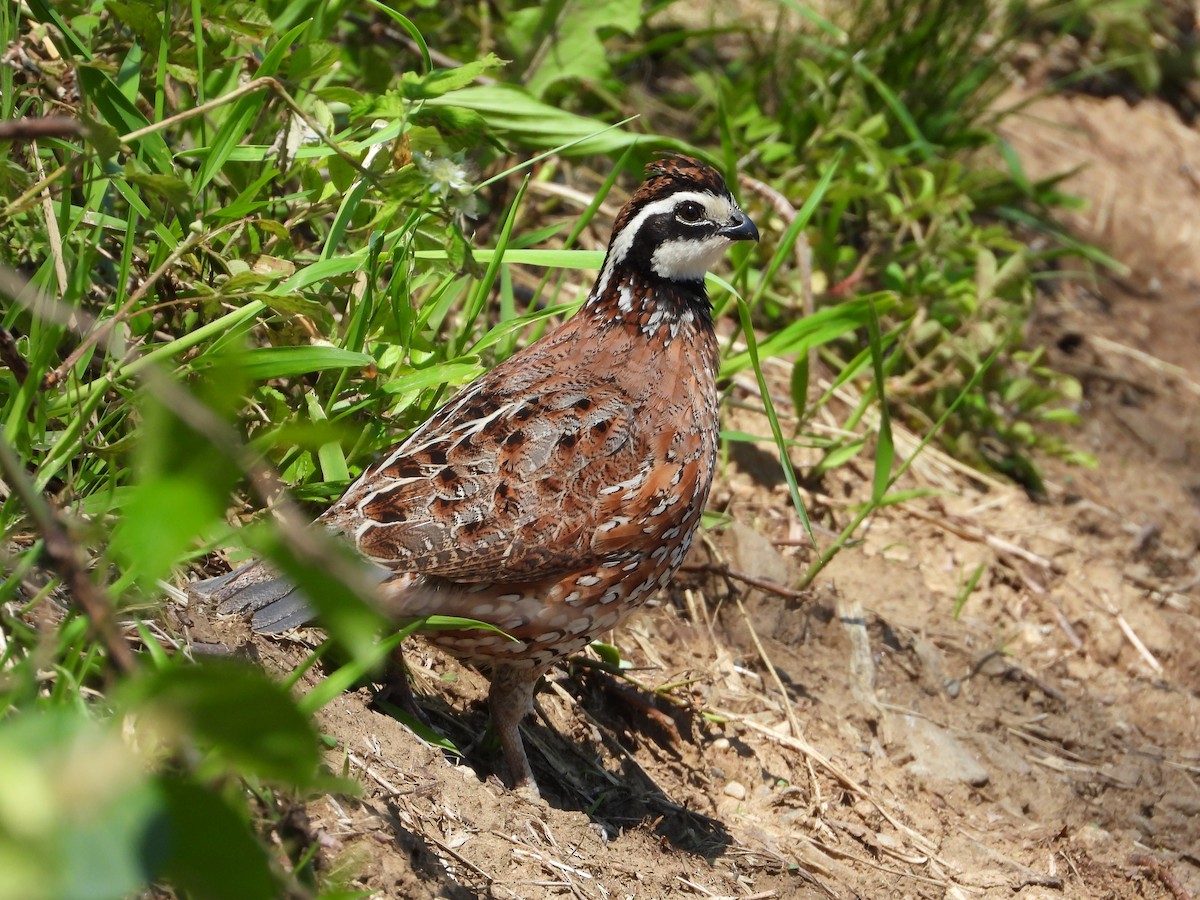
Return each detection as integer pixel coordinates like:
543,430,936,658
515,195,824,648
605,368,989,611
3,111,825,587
734,296,815,550
194,20,312,192
865,297,894,503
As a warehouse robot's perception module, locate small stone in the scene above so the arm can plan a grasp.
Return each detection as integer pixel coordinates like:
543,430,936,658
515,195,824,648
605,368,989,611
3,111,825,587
712,738,731,751
724,781,747,800
884,713,990,787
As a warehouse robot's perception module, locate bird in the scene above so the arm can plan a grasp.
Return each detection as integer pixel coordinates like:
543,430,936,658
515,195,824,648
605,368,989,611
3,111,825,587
194,155,759,797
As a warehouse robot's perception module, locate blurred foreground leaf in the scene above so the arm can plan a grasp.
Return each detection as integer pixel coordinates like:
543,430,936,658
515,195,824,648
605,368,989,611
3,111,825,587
124,662,322,786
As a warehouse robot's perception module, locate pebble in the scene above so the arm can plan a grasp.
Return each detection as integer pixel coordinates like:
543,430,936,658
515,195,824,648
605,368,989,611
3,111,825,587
886,713,990,787
723,781,747,800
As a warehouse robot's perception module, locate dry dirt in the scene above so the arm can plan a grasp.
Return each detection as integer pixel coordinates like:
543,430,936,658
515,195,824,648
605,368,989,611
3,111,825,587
186,94,1200,899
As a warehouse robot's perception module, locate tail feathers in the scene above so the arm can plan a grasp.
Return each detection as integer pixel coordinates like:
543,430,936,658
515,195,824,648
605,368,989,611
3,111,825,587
189,561,314,634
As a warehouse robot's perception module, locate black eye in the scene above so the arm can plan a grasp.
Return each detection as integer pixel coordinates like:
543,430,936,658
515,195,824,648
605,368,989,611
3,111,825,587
676,200,705,224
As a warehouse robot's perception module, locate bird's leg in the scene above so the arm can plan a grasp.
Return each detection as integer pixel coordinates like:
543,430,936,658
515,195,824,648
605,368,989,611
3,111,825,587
380,645,432,729
488,662,541,800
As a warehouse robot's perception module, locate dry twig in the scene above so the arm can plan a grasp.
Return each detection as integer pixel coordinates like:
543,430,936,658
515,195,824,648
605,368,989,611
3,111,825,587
0,437,137,674
1129,853,1194,900
680,560,812,603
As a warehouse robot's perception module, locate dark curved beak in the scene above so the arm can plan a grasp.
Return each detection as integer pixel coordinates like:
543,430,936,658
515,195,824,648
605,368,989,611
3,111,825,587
717,212,760,242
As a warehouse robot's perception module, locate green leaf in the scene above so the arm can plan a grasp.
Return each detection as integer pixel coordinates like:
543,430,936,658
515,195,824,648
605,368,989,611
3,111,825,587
251,526,390,667
306,390,350,484
865,298,895,504
380,360,485,396
78,108,121,159
721,297,891,377
455,176,530,355
953,563,985,618
56,778,163,900
300,617,513,716
852,488,941,509
589,641,622,668
129,663,322,785
0,711,160,900
426,85,678,155
122,160,193,216
191,346,373,381
790,355,810,423
284,40,340,82
419,615,516,635
24,0,174,173
415,247,603,269
366,1,430,72
401,53,505,99
299,629,410,715
112,474,226,587
194,19,310,192
812,438,866,475
108,392,240,587
374,698,460,754
107,0,162,48
157,776,278,900
524,0,641,97
734,295,816,553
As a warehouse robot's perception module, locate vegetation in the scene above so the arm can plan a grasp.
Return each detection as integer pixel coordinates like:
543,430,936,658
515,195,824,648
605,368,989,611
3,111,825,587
1010,0,1200,120
0,0,1141,896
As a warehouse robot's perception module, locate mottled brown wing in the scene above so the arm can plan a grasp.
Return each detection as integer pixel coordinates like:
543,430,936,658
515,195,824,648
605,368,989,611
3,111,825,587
321,377,649,584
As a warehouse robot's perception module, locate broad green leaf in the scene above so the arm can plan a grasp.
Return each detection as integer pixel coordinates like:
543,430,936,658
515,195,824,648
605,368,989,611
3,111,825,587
128,663,322,785
426,85,680,155
250,526,389,667
401,53,505,99
108,392,241,587
0,711,159,900
284,39,340,83
157,776,278,900
525,0,641,97
112,475,227,587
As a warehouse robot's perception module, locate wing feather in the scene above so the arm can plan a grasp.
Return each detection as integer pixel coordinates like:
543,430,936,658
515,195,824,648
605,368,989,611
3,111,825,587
322,374,646,583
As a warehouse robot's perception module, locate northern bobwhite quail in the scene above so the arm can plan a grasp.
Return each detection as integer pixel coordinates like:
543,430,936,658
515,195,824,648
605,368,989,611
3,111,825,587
196,155,759,797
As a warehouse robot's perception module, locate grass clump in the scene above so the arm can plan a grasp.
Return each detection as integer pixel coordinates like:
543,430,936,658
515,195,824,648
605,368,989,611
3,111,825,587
1010,0,1200,120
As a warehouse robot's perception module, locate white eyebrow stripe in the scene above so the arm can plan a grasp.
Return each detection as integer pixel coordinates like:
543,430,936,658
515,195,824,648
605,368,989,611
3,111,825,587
591,190,735,298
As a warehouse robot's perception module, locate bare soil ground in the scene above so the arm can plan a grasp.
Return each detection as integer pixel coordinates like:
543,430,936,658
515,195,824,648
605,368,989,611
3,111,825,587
184,94,1200,899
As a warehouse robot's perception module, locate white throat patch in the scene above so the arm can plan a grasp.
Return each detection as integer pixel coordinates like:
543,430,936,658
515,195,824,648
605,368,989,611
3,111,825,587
650,234,734,282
